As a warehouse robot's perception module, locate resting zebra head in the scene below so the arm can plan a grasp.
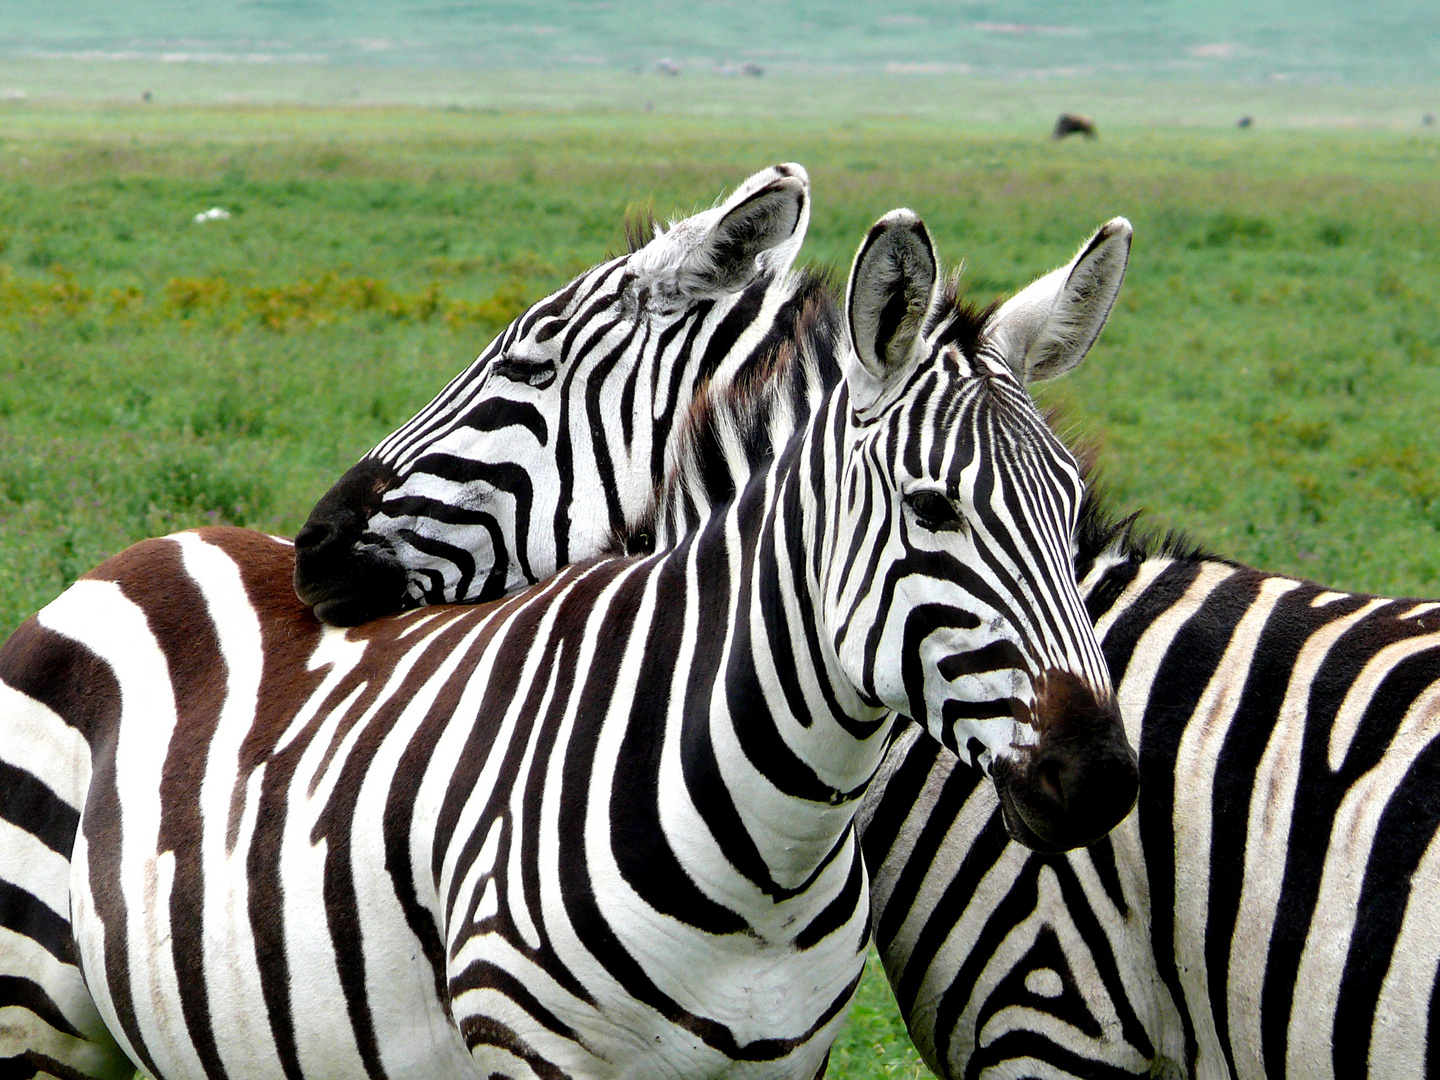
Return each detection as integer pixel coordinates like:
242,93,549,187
823,210,1138,851
294,163,815,625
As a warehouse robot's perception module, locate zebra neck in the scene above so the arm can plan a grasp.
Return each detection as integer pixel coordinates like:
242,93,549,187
647,286,841,550
674,398,892,894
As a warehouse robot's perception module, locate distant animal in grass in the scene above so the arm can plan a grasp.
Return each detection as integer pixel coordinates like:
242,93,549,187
1238,115,1254,128
1054,112,1097,140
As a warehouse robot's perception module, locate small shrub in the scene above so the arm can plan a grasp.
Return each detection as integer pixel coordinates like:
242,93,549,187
1205,212,1274,247
165,276,230,315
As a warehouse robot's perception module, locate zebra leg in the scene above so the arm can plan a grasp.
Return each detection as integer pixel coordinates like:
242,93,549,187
0,621,134,1080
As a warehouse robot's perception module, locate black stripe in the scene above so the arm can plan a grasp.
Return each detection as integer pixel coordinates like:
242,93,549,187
1335,736,1440,1076
0,761,79,858
1098,560,1203,687
1083,558,1140,625
0,880,75,965
859,730,940,881
0,975,84,1039
794,839,864,949
610,555,749,934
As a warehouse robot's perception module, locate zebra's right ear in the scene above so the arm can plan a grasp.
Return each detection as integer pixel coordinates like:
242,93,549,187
669,163,810,296
843,209,940,415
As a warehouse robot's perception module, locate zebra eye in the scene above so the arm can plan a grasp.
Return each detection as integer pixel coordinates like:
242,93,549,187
906,489,964,531
491,355,557,389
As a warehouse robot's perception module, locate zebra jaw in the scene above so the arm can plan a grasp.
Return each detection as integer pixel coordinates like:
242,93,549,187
292,456,410,626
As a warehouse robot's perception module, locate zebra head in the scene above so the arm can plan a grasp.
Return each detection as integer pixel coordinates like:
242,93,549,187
828,210,1138,852
294,163,813,625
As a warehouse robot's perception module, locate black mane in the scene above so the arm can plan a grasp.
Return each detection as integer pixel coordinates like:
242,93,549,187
927,269,1003,361
1070,437,1218,582
616,265,839,555
621,205,661,256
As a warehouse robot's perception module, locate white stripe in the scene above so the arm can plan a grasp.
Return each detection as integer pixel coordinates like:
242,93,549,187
1328,629,1440,769
0,818,70,921
0,678,90,812
1226,596,1389,1080
1114,563,1235,749
1287,679,1440,1079
1368,821,1440,1075
1171,575,1301,1078
38,573,210,1080
173,532,286,1080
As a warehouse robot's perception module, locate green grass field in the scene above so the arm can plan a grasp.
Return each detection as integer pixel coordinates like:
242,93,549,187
1,88,1438,1079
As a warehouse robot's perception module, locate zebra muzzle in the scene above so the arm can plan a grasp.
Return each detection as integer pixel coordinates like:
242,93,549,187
992,669,1138,853
293,457,409,626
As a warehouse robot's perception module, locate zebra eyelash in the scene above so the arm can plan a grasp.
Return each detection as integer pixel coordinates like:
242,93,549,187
904,489,966,532
490,355,557,389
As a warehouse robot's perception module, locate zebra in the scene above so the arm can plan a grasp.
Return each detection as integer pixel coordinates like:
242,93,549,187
855,490,1440,1079
0,209,1138,1080
294,162,837,626
292,186,1440,1080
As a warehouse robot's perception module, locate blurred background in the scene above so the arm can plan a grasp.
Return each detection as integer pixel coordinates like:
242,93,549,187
0,5,1436,1078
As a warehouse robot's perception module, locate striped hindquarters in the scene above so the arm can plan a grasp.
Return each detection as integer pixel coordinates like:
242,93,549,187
0,559,184,1080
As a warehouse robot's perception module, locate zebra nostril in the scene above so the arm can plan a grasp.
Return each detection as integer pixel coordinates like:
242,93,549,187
1033,757,1069,812
294,520,341,554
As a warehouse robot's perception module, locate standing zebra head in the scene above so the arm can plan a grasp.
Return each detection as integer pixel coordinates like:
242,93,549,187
294,163,812,625
829,210,1138,852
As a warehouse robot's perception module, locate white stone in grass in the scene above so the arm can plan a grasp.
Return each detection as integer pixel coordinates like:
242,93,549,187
193,207,231,223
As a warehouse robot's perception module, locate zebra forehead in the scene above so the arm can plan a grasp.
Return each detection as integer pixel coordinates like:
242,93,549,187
882,364,1064,473
513,257,632,341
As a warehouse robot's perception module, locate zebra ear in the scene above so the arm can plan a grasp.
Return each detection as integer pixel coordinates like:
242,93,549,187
843,209,939,414
984,217,1132,383
668,163,810,296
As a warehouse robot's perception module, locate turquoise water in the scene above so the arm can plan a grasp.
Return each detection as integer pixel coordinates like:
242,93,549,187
1,0,1435,85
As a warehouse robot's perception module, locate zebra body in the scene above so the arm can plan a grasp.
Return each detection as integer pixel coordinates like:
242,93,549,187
32,529,862,1080
289,177,1440,1080
295,163,832,625
861,528,1440,1079
0,211,1136,1080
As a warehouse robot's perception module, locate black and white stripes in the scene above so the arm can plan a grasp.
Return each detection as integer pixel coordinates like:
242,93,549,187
293,163,825,625
861,504,1440,1079
0,208,1135,1080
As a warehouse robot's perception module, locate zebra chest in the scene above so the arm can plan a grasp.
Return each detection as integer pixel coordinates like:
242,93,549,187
434,757,870,1080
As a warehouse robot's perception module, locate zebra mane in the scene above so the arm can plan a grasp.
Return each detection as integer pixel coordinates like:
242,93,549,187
927,268,1003,360
620,267,840,554
621,204,662,256
1067,432,1220,581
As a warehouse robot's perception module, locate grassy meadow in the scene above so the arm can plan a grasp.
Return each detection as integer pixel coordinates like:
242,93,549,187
0,88,1438,1079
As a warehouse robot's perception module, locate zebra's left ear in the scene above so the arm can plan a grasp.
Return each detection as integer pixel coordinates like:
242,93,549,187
843,209,940,414
984,217,1132,383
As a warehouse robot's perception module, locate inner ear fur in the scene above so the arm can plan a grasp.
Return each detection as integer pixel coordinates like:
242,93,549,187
675,164,809,295
985,217,1132,383
846,209,939,380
